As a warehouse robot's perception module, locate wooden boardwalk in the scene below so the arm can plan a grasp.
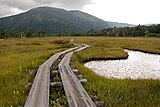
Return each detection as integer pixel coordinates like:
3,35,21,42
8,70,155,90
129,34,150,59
24,47,78,107
58,46,96,107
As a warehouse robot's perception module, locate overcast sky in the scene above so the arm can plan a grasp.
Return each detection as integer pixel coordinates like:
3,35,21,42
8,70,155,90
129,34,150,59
0,0,160,25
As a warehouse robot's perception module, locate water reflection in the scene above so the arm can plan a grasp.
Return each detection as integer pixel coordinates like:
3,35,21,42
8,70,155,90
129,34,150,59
84,50,160,80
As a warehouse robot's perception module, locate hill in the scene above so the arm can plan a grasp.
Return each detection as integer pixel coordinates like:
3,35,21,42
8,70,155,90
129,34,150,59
0,6,133,34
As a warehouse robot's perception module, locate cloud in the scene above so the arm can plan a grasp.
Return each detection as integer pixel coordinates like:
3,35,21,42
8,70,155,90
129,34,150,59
0,5,22,17
0,0,93,17
0,0,37,17
32,0,93,9
0,0,36,10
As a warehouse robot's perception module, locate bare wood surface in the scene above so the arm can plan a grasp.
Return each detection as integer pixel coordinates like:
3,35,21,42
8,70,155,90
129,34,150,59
59,46,96,107
24,47,78,107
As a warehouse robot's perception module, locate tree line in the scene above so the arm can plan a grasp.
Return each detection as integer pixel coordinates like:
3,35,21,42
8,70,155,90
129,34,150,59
0,29,46,39
71,24,160,37
0,24,160,38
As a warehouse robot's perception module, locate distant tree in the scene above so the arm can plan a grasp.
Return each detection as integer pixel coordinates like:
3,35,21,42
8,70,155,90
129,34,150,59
0,28,6,39
18,32,25,38
38,29,46,37
25,29,33,38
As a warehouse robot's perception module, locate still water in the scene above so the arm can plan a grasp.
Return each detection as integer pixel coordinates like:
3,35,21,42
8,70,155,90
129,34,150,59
84,50,160,80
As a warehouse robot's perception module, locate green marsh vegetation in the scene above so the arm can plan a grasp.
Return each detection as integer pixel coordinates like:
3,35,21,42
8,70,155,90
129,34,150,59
72,37,160,107
0,37,160,107
0,37,72,106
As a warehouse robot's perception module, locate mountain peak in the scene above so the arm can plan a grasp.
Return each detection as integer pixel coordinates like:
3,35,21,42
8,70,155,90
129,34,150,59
28,6,67,13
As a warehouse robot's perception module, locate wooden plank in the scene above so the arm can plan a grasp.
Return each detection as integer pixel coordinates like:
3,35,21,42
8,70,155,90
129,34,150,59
24,47,78,107
58,46,96,107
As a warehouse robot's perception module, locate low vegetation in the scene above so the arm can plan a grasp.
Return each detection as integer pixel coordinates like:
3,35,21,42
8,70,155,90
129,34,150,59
1,24,160,38
1,37,160,107
72,24,160,37
0,37,73,106
72,37,160,107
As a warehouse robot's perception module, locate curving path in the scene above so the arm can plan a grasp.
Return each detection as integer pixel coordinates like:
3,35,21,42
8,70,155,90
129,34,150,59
58,46,96,107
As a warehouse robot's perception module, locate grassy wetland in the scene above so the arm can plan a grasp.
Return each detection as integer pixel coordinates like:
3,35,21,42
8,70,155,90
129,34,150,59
0,37,73,106
72,37,160,107
0,37,160,107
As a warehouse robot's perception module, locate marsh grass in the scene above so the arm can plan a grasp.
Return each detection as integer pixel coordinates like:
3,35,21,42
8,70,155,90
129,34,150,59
1,37,160,106
0,37,72,106
72,37,160,107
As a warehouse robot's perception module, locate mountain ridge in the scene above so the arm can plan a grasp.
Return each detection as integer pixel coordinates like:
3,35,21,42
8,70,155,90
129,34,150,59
0,6,133,34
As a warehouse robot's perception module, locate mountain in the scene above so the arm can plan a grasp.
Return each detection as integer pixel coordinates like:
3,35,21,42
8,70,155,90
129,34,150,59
107,21,134,28
0,6,133,34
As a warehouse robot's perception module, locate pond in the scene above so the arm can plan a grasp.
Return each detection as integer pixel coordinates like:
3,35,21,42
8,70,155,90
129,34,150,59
84,50,160,80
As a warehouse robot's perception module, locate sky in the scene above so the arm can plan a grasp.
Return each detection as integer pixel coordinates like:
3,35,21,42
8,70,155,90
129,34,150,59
0,0,160,25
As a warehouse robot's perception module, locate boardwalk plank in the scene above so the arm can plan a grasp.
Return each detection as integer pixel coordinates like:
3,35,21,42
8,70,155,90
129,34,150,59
59,46,96,107
24,47,78,107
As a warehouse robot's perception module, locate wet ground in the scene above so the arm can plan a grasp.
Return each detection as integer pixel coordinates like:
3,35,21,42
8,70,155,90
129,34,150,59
84,50,160,80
